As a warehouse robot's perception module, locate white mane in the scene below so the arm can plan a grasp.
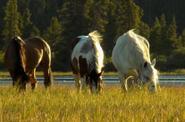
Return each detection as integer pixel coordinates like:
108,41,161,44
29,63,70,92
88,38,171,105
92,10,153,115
125,29,151,64
88,31,104,73
88,30,103,44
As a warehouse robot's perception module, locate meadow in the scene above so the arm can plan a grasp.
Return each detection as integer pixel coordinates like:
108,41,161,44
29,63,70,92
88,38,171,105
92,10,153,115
0,85,185,122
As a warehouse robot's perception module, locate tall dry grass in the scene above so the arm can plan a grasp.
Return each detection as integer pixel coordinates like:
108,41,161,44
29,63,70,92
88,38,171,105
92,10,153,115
0,85,185,122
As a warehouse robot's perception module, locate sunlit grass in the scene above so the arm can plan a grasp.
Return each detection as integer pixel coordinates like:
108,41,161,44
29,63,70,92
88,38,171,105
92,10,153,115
0,85,185,121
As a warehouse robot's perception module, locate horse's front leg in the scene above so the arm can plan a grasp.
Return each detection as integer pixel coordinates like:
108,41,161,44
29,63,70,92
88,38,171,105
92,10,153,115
43,68,52,88
98,78,103,93
9,71,17,86
119,73,128,92
74,74,81,93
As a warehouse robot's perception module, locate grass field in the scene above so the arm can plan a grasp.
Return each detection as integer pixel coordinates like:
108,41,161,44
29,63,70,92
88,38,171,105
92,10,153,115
0,85,185,122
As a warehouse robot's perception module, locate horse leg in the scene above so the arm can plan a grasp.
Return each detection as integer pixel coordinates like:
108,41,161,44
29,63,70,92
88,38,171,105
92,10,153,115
80,76,88,92
98,79,103,93
43,68,52,88
74,74,81,92
10,71,27,90
119,73,128,91
10,71,17,86
18,75,28,91
30,69,37,90
88,77,93,93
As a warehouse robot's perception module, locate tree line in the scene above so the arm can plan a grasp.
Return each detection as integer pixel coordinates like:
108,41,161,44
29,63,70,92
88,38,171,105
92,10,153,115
0,0,185,71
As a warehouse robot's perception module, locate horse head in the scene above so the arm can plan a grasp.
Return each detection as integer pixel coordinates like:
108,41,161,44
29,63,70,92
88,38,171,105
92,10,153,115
89,68,104,93
140,59,159,92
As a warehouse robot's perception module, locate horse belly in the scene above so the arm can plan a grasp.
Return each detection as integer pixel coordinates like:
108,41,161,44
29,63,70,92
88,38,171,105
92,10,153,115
112,44,131,75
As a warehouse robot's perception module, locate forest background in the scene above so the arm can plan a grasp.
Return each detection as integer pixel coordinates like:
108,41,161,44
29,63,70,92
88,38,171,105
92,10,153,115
0,0,185,72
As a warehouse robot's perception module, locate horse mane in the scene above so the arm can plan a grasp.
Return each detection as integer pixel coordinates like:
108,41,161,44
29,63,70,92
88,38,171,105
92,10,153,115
88,30,103,44
127,29,150,48
88,31,104,73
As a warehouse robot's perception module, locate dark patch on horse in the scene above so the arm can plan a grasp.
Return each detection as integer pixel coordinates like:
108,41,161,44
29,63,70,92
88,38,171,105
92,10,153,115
71,57,78,74
80,40,93,53
71,37,81,50
79,56,88,78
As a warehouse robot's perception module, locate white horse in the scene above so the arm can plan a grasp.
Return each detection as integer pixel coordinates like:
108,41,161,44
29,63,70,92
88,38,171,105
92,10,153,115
112,29,159,92
71,31,104,93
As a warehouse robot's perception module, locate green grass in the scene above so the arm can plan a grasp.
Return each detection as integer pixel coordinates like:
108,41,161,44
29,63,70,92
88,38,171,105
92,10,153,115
0,85,185,121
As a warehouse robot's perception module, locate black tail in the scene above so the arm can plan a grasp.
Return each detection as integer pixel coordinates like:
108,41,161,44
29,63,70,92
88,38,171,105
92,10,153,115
12,36,29,87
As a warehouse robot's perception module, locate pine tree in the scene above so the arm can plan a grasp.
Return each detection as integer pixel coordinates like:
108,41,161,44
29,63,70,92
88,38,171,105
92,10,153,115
150,17,162,54
179,29,185,47
29,0,46,31
58,0,92,70
21,8,39,38
137,22,150,39
104,1,117,56
43,17,62,69
166,17,178,49
114,0,143,36
158,14,169,55
89,0,109,33
2,0,22,45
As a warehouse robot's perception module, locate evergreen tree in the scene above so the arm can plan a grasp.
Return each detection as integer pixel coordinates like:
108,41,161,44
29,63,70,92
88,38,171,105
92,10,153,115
179,29,185,47
29,0,46,31
137,21,150,39
158,14,169,55
89,0,109,33
2,0,22,45
166,17,178,49
114,0,142,36
0,0,7,48
21,8,39,38
43,17,62,69
150,17,162,54
58,0,92,70
104,1,117,56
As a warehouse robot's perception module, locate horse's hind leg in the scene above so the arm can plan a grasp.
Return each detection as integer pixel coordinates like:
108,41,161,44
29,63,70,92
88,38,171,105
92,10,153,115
43,67,52,88
30,69,37,90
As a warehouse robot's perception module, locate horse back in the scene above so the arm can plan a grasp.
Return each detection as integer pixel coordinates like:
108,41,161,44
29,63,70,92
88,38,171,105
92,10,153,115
25,37,51,69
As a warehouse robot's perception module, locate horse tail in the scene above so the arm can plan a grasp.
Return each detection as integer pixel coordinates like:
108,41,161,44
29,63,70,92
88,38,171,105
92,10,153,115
8,36,28,83
14,36,27,73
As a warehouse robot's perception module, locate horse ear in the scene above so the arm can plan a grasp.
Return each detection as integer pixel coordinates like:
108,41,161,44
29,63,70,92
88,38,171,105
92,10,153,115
152,58,156,66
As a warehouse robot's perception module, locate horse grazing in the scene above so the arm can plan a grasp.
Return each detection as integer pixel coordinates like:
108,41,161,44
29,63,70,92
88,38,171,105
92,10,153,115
112,29,159,92
4,36,52,90
71,31,104,93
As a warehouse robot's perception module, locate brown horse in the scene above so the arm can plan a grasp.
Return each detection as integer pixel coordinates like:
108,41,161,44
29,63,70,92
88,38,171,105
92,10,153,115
4,36,52,90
